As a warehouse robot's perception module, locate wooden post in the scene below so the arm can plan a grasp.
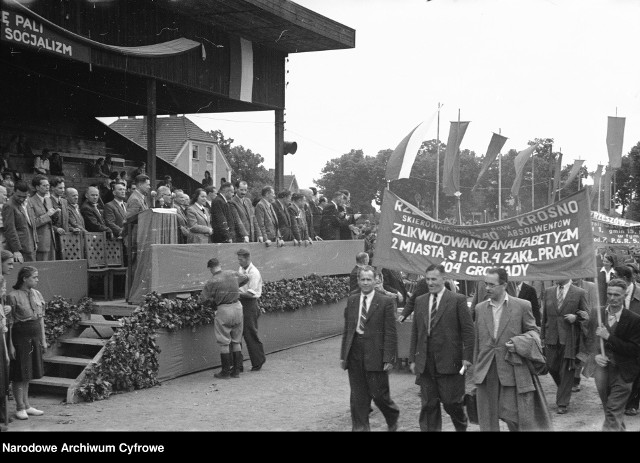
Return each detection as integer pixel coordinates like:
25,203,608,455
274,109,284,193
147,78,157,191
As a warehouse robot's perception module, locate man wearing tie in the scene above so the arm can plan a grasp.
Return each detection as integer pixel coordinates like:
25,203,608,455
340,265,399,432
28,175,59,261
591,278,640,431
254,186,283,247
409,264,474,431
541,278,590,415
65,188,86,233
103,182,127,239
2,181,37,262
81,186,112,238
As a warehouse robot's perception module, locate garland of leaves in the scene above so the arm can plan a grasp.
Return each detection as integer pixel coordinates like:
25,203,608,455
44,296,96,346
77,275,349,402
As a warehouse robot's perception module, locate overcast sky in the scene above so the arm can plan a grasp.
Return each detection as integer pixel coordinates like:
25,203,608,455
146,0,640,190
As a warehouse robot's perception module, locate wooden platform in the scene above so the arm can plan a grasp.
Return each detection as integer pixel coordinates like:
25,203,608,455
92,299,138,318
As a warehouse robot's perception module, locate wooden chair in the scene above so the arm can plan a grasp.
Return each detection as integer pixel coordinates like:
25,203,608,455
60,233,85,260
104,238,127,300
84,232,110,300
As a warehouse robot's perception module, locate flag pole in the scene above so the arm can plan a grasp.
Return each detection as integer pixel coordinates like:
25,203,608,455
598,166,602,213
531,149,535,211
498,128,502,220
435,102,442,220
456,108,462,224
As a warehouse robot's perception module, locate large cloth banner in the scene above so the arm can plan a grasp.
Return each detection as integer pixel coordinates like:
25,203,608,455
375,188,596,281
606,116,625,169
591,211,640,246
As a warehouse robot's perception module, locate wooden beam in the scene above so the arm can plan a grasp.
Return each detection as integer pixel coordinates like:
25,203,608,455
274,108,284,193
147,78,157,190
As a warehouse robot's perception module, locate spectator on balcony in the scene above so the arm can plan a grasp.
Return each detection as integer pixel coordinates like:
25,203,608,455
65,188,85,234
102,155,113,177
28,175,58,262
131,162,146,180
288,193,311,246
49,152,64,177
33,150,50,175
187,188,213,244
2,182,36,263
202,170,213,188
320,191,348,241
230,180,262,243
90,158,109,178
7,266,47,421
81,186,112,239
49,178,68,260
119,170,129,188
212,182,241,243
16,134,33,157
103,182,127,239
254,186,283,247
158,175,173,191
299,189,322,242
273,190,297,244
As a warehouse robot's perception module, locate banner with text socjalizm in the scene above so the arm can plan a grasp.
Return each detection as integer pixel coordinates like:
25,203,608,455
375,188,596,281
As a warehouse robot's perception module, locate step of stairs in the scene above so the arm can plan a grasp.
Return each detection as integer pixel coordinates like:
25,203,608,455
44,356,93,367
59,337,108,347
78,319,123,328
30,376,76,388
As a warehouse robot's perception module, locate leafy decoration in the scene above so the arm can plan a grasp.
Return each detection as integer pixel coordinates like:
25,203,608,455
77,275,349,402
44,296,96,346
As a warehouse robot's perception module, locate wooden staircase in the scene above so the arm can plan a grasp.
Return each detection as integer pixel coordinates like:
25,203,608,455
30,300,137,403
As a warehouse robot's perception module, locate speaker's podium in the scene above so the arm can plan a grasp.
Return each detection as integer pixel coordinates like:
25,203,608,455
126,208,178,303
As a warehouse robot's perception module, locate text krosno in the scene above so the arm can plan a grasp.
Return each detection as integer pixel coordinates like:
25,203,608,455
2,443,165,454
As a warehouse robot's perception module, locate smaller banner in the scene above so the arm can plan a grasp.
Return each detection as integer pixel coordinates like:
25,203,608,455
442,121,470,196
560,159,585,192
229,37,254,103
603,167,612,210
591,211,640,246
590,164,603,210
511,145,536,197
375,188,596,281
606,116,625,169
472,132,508,192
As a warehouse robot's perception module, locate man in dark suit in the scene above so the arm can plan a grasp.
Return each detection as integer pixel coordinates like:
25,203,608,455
541,278,590,414
230,180,262,243
340,265,399,431
173,192,191,244
300,188,322,241
2,181,37,262
409,264,474,431
211,182,241,243
597,255,615,307
254,186,283,247
81,186,113,237
103,182,127,239
65,187,86,233
272,190,297,243
350,252,370,293
320,191,348,241
49,177,70,260
514,281,541,326
29,174,59,261
591,278,640,431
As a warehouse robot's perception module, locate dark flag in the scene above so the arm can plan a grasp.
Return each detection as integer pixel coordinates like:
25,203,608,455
442,121,470,196
472,133,508,192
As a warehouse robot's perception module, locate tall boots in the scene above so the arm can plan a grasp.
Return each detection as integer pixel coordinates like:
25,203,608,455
231,351,243,378
214,353,232,379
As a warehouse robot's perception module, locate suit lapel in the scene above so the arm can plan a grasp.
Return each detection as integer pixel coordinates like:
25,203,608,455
483,301,495,340
364,292,380,324
495,299,512,340
430,290,449,331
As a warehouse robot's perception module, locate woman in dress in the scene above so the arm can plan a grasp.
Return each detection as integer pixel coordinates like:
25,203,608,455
187,188,213,244
0,250,14,429
7,266,46,420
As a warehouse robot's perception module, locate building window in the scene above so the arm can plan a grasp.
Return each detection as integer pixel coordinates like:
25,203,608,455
206,146,213,162
192,144,199,160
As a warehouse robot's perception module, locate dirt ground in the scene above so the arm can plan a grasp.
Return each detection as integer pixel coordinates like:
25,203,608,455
2,334,636,432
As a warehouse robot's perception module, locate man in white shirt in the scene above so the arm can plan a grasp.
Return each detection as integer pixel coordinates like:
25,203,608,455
237,248,266,372
28,175,59,261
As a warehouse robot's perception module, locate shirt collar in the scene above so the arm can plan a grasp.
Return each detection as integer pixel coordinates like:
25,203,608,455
490,293,509,309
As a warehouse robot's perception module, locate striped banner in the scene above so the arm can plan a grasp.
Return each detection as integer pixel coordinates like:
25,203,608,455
385,116,435,181
229,37,254,103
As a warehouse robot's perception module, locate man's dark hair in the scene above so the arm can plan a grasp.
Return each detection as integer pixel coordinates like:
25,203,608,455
135,174,150,185
277,190,292,199
309,187,317,196
236,248,251,258
235,179,248,189
261,186,274,197
357,265,375,279
32,174,48,188
609,278,628,292
291,193,304,202
339,189,351,197
204,185,216,195
50,177,65,188
319,196,327,204
332,191,344,200
207,257,220,269
109,171,120,180
425,264,445,275
112,181,126,190
614,265,633,283
14,180,29,193
219,182,233,192
486,267,508,285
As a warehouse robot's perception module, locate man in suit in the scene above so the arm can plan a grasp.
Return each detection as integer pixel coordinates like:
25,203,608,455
598,255,616,308
350,252,370,293
230,180,263,243
2,181,37,262
103,182,127,239
320,191,348,241
173,192,191,244
541,278,589,414
28,175,58,261
237,248,266,372
340,265,399,432
572,278,600,393
204,185,217,214
307,187,324,238
272,190,297,243
300,188,322,241
288,193,312,245
473,267,540,431
65,188,86,233
409,264,474,431
49,177,69,260
514,281,541,326
590,278,640,431
211,182,242,243
125,174,150,300
254,186,283,247
338,189,358,240
81,186,113,238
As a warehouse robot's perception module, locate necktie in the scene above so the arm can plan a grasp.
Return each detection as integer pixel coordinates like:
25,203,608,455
557,285,565,309
428,295,438,335
120,201,126,213
358,295,368,332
